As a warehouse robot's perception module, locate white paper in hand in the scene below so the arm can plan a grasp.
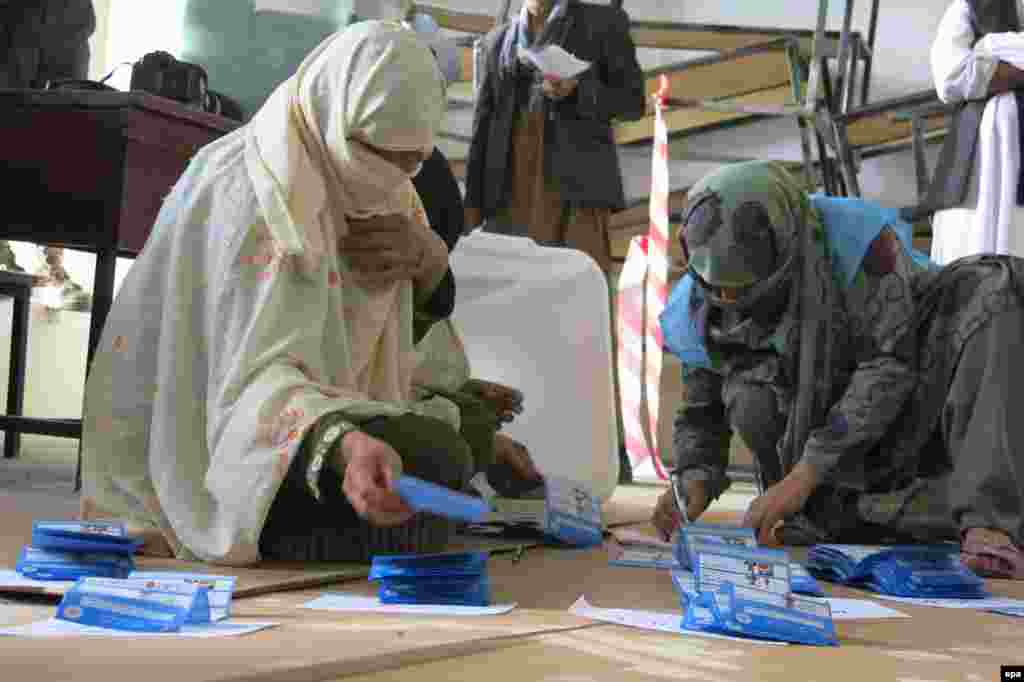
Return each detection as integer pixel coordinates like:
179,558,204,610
517,45,591,80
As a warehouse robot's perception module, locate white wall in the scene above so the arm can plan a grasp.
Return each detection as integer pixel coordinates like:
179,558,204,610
0,303,90,420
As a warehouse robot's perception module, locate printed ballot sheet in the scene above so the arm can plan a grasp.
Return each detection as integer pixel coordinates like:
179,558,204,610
0,618,276,638
568,596,787,646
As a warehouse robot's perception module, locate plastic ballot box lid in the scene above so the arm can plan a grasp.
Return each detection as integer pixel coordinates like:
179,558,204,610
450,231,618,501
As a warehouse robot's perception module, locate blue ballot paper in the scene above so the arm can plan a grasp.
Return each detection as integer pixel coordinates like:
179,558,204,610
678,543,838,646
807,545,988,598
543,477,604,547
129,572,237,621
676,523,757,570
370,551,491,607
56,577,212,633
672,524,825,597
16,546,134,581
465,477,604,547
31,520,143,556
395,476,491,523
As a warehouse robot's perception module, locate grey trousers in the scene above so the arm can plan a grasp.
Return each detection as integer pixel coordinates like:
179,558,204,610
726,308,1024,546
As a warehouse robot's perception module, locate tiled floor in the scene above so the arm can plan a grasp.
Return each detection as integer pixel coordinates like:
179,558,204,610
0,435,79,518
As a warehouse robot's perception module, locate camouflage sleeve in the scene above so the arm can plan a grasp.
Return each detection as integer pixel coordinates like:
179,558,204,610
801,226,919,482
673,365,733,499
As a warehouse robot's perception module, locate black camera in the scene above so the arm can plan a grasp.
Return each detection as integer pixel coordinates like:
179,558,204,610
130,51,208,108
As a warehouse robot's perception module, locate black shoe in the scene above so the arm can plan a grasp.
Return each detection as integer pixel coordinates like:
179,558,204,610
618,445,633,484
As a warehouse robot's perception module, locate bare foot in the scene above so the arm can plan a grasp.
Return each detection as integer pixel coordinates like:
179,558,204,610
961,527,1024,580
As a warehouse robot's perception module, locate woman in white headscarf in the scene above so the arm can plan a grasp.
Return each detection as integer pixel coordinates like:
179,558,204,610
79,21,478,565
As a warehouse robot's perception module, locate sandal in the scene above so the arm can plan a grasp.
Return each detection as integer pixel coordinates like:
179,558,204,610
960,528,1024,580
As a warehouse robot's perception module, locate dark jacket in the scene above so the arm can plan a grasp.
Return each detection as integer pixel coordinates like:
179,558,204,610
412,147,464,326
0,0,96,88
464,0,645,216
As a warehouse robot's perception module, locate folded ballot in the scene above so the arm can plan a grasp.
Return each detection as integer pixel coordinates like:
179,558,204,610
806,545,989,598
17,546,134,581
467,477,604,547
668,524,824,596
675,523,757,570
370,552,490,607
671,543,837,646
674,542,838,646
16,521,140,582
56,577,214,633
31,521,142,556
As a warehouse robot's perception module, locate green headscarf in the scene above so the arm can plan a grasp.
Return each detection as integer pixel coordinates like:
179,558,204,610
680,161,844,477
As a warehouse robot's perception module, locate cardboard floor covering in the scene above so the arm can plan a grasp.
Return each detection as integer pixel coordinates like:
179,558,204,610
224,532,1024,682
4,488,1024,682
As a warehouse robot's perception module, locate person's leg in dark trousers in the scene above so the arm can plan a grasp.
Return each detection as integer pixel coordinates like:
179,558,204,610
944,309,1024,576
259,413,474,562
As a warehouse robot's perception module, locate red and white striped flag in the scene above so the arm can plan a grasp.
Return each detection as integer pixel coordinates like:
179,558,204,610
616,75,672,481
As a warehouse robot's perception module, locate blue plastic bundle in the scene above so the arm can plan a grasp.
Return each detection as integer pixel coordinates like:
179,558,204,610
16,521,141,581
806,545,989,598
369,552,491,607
671,544,838,646
674,524,824,597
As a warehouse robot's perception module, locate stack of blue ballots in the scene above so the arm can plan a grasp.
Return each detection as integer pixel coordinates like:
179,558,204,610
806,544,988,598
672,540,838,646
56,577,215,633
16,521,141,581
369,552,490,607
675,523,824,597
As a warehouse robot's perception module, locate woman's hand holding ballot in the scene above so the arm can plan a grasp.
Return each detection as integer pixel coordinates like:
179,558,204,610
335,430,413,527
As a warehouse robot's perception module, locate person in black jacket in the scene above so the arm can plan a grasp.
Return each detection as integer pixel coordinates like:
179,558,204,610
463,0,645,276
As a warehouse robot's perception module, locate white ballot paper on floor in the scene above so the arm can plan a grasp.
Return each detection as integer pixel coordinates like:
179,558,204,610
568,596,787,646
876,595,1024,610
0,618,276,638
517,45,591,80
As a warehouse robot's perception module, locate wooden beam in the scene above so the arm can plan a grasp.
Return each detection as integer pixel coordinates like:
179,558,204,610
630,25,780,51
845,110,946,149
458,46,474,83
628,20,854,57
413,4,496,34
614,85,794,145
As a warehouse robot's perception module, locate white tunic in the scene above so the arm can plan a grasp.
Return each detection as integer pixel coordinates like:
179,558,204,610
930,0,1024,264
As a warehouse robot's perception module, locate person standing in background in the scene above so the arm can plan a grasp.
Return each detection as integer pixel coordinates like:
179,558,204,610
928,0,1024,264
463,0,645,275
0,0,96,308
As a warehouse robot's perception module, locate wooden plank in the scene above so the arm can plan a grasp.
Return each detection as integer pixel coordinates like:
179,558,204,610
613,85,794,145
628,21,856,57
631,25,782,51
647,47,793,103
845,111,947,149
459,45,474,83
413,3,496,34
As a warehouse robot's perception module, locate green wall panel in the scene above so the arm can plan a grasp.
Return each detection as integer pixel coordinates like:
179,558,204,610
181,1,353,120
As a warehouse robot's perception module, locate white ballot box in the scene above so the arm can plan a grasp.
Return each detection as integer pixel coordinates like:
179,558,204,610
450,231,618,501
